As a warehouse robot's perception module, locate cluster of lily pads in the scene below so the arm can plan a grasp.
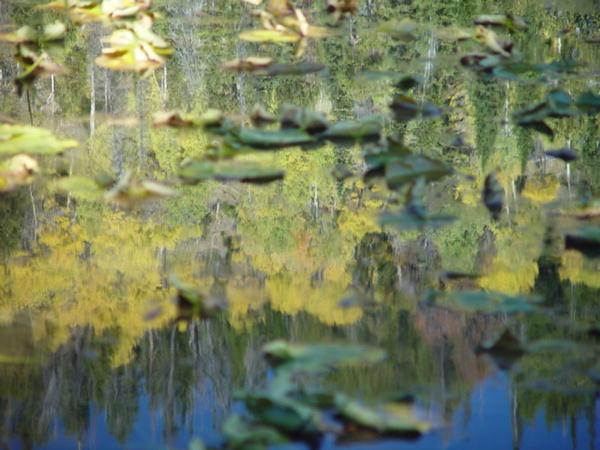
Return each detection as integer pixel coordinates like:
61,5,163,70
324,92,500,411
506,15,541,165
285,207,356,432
200,339,430,449
0,20,67,96
41,0,173,74
0,123,77,193
0,1,172,99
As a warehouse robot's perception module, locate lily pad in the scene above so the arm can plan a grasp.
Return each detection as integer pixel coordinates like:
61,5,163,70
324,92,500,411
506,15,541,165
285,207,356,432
104,172,176,207
474,14,527,32
390,95,442,122
239,29,301,43
483,172,503,220
544,148,578,162
476,329,527,369
222,415,288,449
280,106,329,134
179,161,285,184
385,155,452,189
334,394,431,437
234,128,316,148
0,155,40,192
565,227,600,258
54,176,105,201
425,290,541,314
320,116,382,141
169,276,227,319
263,340,386,374
242,392,325,435
0,125,77,155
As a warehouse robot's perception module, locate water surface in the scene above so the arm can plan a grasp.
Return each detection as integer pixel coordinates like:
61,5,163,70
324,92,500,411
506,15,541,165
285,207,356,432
1,1,599,449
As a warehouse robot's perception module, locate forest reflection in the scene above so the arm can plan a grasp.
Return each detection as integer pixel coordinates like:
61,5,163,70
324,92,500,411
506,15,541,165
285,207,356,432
0,0,599,449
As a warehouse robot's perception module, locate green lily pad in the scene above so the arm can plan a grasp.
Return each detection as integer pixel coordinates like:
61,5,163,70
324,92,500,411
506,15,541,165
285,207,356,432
390,95,442,122
477,329,527,369
263,340,386,374
0,124,77,155
242,392,325,435
179,161,285,184
169,276,227,319
334,394,431,436
385,155,452,189
425,290,541,314
280,106,329,134
261,61,326,76
565,227,600,258
54,176,105,201
234,128,316,148
239,29,301,43
222,415,288,450
483,172,504,221
473,14,527,31
320,116,382,141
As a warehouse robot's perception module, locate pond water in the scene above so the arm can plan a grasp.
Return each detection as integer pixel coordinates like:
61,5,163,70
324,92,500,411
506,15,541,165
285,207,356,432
1,1,599,449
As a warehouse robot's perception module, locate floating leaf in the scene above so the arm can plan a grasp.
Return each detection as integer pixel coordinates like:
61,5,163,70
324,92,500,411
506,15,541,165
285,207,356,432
477,329,527,369
153,109,224,129
565,227,600,258
104,172,176,207
460,53,503,74
260,61,325,76
513,89,581,136
37,0,104,24
250,104,278,127
234,128,316,148
474,25,513,57
483,172,503,220
222,415,288,450
42,21,68,42
474,14,527,32
377,19,418,42
239,29,301,43
54,176,105,201
575,91,600,115
95,19,173,73
363,136,411,180
280,106,329,134
101,0,152,20
169,276,227,319
0,26,37,44
435,26,473,42
242,392,325,435
334,394,431,437
440,271,481,281
544,148,578,162
0,155,39,192
0,22,66,45
180,161,285,184
320,116,382,141
0,124,77,155
381,178,455,230
425,290,541,314
385,155,452,189
222,56,274,72
390,95,442,122
327,0,358,21
263,340,386,374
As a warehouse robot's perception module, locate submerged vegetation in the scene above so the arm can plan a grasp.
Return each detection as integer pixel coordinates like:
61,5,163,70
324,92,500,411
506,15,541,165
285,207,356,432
0,0,599,449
